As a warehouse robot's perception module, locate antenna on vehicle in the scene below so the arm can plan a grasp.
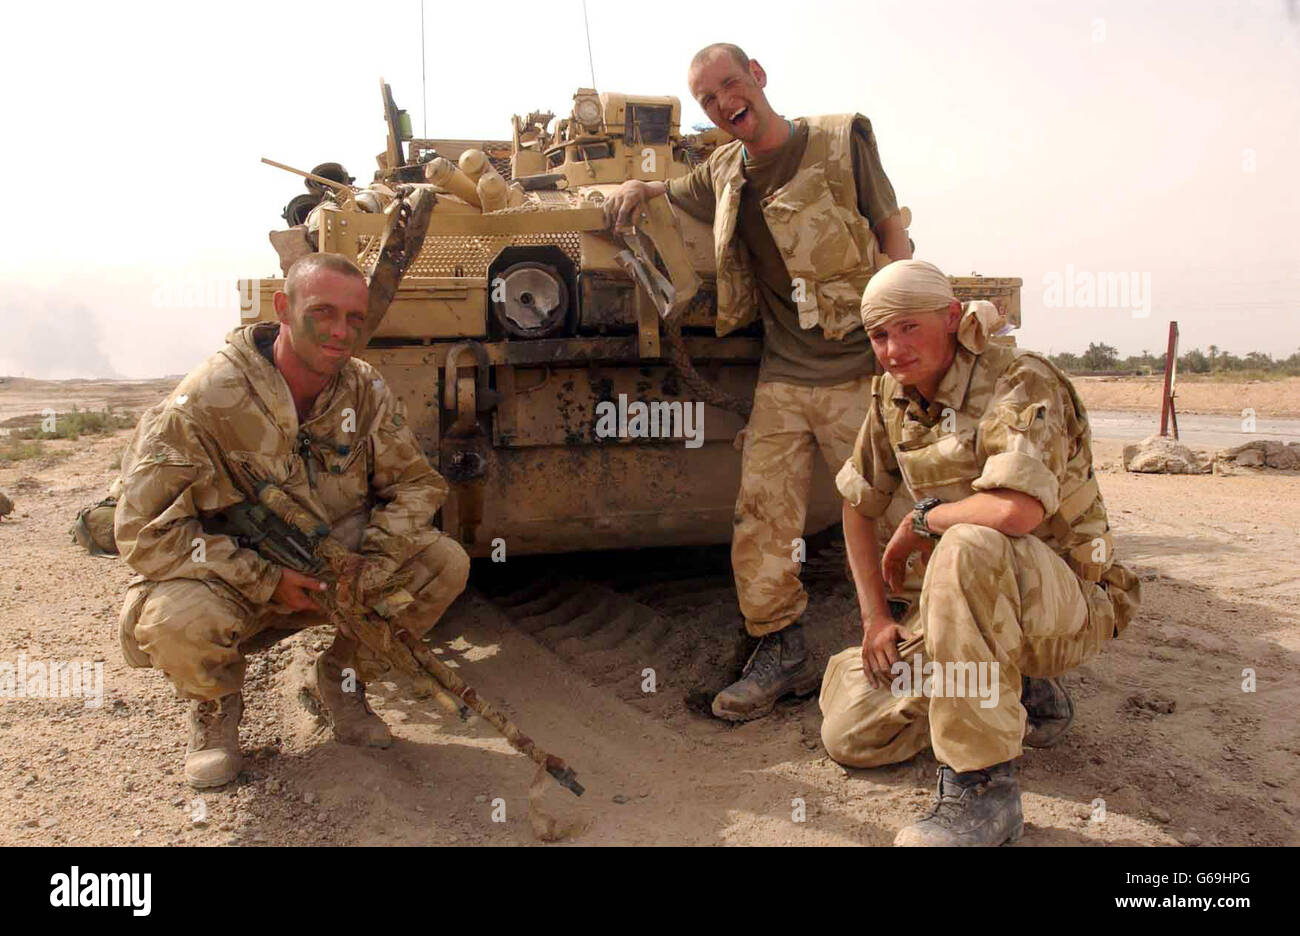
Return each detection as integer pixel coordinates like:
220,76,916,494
420,0,428,137
582,0,597,90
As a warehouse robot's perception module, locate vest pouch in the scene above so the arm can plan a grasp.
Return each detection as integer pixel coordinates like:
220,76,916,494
894,431,981,499
814,278,872,340
1066,531,1113,583
793,278,820,330
762,165,863,330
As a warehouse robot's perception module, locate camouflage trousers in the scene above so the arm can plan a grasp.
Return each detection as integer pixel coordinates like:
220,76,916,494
117,514,470,701
733,376,871,638
819,524,1113,773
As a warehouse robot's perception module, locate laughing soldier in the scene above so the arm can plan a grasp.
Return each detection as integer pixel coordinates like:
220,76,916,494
820,260,1141,845
115,254,470,789
606,42,912,721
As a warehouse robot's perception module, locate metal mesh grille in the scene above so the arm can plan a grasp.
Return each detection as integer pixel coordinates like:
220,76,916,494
360,231,582,278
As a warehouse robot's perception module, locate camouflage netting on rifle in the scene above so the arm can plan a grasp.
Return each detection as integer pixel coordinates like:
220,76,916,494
250,484,584,797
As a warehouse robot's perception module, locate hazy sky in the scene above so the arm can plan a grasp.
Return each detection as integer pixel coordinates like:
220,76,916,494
2,0,1297,378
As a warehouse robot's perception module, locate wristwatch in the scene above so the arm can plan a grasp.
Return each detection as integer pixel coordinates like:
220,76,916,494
912,497,943,540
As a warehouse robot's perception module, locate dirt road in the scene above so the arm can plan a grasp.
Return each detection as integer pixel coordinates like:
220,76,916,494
1,379,1298,846
1088,411,1300,448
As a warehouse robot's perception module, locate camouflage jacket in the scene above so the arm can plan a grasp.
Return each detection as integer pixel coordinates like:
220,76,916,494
699,114,886,341
836,342,1140,636
115,323,449,605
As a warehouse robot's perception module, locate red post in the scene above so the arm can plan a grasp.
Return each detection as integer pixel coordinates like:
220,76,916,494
1160,321,1179,439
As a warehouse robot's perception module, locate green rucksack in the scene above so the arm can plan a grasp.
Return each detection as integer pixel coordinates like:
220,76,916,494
71,478,123,557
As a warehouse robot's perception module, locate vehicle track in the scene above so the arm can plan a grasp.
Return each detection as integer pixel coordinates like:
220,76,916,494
476,527,852,722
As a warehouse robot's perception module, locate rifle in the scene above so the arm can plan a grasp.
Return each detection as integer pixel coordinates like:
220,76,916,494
208,482,585,797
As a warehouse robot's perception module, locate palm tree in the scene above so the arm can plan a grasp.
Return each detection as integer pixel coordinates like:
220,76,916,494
1209,344,1219,371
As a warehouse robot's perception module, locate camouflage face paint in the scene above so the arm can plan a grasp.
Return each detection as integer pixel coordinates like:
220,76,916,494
286,271,369,377
285,307,343,378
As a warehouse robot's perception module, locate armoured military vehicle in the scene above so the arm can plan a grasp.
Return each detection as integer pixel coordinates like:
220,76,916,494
245,82,1021,557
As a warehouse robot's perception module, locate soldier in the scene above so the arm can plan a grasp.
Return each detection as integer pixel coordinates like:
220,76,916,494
820,260,1141,845
605,42,912,721
115,253,470,789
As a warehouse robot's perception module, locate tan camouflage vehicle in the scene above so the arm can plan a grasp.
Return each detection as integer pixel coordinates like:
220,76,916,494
246,82,1021,558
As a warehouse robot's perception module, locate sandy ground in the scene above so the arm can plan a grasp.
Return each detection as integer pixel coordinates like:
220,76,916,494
0,376,176,425
1074,375,1300,418
1,377,1298,846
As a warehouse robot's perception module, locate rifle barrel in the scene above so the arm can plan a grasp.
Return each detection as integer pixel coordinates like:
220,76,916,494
261,157,357,193
251,481,584,797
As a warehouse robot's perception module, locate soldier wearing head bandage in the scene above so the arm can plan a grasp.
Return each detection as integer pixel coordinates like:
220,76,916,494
819,260,1140,846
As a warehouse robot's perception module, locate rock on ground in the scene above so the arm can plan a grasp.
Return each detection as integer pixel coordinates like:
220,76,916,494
1123,435,1212,474
1216,440,1300,471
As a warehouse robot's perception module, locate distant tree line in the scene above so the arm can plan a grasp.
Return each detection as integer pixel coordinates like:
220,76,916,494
1046,342,1300,376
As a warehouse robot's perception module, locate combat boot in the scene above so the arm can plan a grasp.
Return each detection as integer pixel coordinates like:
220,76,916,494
711,623,820,722
894,760,1024,846
185,692,244,789
310,638,393,749
1022,676,1075,748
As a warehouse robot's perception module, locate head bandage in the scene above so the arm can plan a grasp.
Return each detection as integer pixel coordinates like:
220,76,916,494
860,260,1006,353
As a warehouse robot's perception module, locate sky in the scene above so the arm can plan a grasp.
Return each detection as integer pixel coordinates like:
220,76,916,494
1,0,1297,378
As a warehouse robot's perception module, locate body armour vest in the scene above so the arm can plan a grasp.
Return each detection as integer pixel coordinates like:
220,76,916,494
706,113,885,341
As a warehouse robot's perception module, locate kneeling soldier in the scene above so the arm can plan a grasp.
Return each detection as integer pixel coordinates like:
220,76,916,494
115,254,470,789
820,260,1140,845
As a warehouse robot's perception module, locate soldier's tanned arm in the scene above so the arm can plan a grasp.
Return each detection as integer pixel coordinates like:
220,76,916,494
605,151,714,230
115,408,282,604
836,399,910,686
663,158,717,223
873,216,911,263
918,491,1044,537
851,119,911,261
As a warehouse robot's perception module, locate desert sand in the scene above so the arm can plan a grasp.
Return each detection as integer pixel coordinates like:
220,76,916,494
0,377,1296,846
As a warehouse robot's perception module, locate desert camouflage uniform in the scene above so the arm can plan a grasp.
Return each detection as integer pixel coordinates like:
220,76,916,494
705,114,888,340
734,377,872,636
821,342,1140,772
690,115,890,637
115,322,469,700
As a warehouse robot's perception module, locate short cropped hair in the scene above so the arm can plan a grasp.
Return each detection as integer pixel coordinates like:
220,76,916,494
284,253,366,304
689,43,750,74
